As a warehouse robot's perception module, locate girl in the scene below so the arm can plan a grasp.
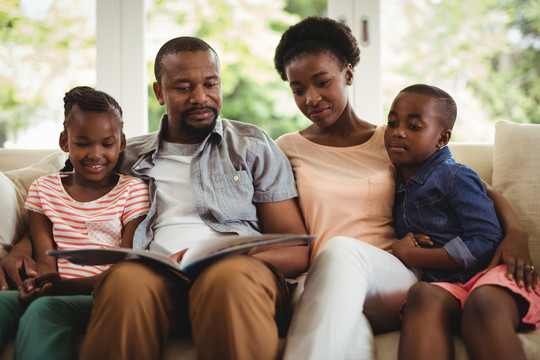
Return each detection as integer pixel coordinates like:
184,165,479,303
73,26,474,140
0,86,150,359
273,16,535,359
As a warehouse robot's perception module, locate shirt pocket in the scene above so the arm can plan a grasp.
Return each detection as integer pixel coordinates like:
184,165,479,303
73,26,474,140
366,172,395,219
415,194,456,234
211,170,257,222
86,219,122,247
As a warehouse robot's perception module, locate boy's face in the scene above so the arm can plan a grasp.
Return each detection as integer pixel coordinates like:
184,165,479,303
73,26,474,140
384,92,451,176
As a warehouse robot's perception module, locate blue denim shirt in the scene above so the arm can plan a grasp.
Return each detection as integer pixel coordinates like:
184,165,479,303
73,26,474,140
393,146,503,283
118,115,298,250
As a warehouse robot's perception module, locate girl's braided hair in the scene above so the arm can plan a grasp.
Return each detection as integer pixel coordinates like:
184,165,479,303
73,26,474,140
61,86,124,172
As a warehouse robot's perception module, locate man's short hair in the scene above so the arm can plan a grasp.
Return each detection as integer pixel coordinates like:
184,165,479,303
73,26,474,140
154,36,219,84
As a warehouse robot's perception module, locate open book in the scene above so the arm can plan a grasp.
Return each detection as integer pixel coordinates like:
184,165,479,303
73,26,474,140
47,234,315,282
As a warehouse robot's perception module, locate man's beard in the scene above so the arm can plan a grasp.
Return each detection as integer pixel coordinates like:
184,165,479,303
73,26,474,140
180,106,219,137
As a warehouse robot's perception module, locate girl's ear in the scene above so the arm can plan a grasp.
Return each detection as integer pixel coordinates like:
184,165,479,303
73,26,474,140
59,131,69,152
438,129,452,148
345,64,354,86
120,133,127,153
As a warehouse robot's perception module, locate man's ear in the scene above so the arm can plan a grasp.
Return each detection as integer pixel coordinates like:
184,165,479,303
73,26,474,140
153,82,165,106
59,131,69,152
438,129,452,148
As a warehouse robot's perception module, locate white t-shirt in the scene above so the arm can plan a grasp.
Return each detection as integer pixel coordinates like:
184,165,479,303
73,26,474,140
149,140,225,255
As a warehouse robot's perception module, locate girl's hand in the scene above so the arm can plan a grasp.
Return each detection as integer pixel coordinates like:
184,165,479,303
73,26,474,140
485,228,538,292
18,273,62,305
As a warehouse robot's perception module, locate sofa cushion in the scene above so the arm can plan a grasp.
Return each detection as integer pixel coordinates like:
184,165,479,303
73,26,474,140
0,151,66,256
492,120,540,267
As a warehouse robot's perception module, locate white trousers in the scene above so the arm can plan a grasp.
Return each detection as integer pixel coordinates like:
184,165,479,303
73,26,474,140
284,236,418,360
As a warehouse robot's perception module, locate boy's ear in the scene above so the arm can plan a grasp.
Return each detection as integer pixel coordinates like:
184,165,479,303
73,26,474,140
59,131,69,152
438,129,452,148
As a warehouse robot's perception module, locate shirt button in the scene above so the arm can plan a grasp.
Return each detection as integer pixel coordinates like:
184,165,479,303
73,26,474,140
135,165,140,170
233,175,239,182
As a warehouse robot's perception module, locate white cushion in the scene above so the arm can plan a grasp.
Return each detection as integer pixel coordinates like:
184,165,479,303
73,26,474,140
492,120,540,267
0,172,22,258
1,151,66,256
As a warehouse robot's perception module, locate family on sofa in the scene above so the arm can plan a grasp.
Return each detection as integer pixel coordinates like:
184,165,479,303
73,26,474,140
1,16,538,360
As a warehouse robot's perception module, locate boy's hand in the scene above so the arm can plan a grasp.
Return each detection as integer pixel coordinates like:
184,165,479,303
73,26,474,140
18,272,61,305
0,251,37,291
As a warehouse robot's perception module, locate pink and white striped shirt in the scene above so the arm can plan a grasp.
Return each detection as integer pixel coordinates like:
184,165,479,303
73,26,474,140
25,173,150,279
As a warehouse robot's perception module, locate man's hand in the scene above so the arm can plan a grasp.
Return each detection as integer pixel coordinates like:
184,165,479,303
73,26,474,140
0,248,37,291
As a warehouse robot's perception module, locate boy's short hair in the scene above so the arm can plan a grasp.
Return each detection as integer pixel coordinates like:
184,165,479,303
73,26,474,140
400,84,457,130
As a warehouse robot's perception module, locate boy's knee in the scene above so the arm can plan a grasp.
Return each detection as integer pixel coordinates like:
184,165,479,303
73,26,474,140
406,282,447,310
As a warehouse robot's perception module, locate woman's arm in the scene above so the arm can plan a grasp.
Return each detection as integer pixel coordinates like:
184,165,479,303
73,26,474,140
484,181,537,291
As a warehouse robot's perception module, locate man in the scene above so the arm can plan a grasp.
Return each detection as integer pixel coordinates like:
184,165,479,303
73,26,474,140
1,37,308,360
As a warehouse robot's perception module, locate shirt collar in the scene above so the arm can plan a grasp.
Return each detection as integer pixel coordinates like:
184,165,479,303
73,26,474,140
136,114,224,158
398,145,452,187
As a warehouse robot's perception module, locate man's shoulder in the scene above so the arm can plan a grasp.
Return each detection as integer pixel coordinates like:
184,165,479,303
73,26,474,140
221,118,268,141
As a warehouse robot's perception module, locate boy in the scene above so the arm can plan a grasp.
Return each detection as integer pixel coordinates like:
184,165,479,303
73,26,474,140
384,84,539,360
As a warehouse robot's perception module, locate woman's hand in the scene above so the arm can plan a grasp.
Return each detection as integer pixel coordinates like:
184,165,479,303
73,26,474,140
485,228,538,292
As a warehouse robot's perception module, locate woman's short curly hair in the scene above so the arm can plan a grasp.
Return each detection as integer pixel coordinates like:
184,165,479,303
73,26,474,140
274,16,361,81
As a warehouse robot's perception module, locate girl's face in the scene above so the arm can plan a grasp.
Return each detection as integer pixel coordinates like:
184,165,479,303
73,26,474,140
59,106,125,187
285,51,352,129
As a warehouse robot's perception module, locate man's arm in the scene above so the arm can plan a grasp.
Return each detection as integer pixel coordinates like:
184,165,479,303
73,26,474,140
0,232,37,290
254,198,308,278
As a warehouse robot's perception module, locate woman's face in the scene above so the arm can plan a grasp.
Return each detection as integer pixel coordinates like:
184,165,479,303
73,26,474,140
285,51,352,129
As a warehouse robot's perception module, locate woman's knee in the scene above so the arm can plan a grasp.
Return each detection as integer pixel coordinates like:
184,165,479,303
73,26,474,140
464,286,522,325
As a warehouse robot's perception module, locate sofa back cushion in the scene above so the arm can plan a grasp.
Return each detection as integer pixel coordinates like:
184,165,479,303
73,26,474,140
492,120,540,267
0,151,66,258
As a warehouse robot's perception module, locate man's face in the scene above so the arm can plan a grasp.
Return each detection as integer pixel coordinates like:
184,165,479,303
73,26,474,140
153,50,222,143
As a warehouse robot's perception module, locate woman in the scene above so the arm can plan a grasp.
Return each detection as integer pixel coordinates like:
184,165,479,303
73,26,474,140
273,16,534,359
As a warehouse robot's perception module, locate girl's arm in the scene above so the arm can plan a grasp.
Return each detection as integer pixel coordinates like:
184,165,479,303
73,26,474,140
483,181,536,290
119,215,146,249
27,211,57,274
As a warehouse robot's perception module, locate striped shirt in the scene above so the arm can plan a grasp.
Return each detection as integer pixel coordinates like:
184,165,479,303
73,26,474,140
25,173,150,279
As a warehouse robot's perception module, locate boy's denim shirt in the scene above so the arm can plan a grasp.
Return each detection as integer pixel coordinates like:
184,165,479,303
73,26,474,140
393,146,503,283
118,115,298,251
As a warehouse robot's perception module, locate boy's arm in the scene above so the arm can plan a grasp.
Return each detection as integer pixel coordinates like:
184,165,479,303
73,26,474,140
0,233,37,290
253,198,309,278
483,181,536,290
27,211,57,274
392,233,461,270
